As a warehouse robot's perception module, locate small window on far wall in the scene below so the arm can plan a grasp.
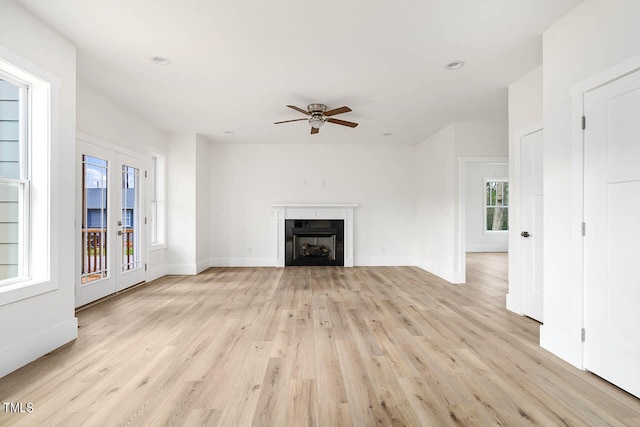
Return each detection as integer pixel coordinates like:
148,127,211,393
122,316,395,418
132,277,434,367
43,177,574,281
485,179,508,232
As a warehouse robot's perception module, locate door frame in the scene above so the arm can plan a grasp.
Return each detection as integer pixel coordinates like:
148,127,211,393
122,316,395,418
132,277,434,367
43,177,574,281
456,156,508,284
567,52,640,369
76,132,148,307
506,122,542,316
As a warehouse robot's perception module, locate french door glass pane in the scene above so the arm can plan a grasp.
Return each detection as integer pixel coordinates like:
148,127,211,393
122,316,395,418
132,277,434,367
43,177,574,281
122,165,140,271
81,155,108,284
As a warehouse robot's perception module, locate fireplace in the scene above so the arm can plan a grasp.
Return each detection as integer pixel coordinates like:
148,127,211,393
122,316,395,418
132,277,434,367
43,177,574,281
285,219,344,266
273,204,357,267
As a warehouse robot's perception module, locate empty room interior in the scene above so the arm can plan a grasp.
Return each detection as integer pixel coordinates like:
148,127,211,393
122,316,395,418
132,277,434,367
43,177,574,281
1,0,640,425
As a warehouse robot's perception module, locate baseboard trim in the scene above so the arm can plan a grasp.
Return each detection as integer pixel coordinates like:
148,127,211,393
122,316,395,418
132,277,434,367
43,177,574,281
196,259,211,274
146,265,168,282
0,317,78,379
506,292,523,315
209,257,275,267
165,264,198,275
466,245,508,253
354,257,416,267
540,325,583,369
416,259,458,284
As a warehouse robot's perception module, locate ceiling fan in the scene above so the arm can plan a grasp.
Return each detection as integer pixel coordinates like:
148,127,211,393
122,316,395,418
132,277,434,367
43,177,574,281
274,103,359,134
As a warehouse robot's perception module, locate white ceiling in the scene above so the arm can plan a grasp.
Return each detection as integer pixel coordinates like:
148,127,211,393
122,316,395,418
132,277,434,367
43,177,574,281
18,0,583,145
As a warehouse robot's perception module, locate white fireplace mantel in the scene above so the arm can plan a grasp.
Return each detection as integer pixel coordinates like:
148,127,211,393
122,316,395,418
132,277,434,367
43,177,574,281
273,204,358,267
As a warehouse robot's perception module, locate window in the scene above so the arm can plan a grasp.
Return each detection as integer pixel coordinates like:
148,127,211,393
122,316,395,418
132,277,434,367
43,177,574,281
0,74,28,284
149,151,166,247
485,179,508,232
0,53,51,297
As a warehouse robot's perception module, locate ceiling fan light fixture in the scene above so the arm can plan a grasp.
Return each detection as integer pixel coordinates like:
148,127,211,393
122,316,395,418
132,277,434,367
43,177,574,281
309,114,325,128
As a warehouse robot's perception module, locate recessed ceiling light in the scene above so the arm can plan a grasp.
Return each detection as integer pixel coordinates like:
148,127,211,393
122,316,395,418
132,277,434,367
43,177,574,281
445,60,465,70
150,56,171,65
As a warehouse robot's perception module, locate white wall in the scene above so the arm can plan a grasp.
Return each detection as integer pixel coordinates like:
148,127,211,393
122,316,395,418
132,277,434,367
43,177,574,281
77,82,169,155
166,133,197,274
0,2,77,378
416,122,508,282
453,123,509,158
541,0,640,367
415,124,456,280
506,67,543,316
465,163,509,252
209,143,418,267
508,66,543,136
76,81,170,281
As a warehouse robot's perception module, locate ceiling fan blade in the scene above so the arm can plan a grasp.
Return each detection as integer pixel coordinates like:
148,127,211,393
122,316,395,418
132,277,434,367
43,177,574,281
287,105,310,115
327,118,358,128
324,106,352,116
311,127,319,134
274,118,308,124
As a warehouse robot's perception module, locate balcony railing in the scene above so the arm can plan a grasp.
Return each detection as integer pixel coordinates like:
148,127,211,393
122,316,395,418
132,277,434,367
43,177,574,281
82,227,106,283
81,227,136,283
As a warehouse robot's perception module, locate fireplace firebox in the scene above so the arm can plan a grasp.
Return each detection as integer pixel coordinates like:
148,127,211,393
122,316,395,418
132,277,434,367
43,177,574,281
285,219,344,266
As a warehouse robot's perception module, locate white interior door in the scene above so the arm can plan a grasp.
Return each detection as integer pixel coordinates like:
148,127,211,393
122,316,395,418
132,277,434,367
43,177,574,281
584,69,640,398
77,142,146,307
520,129,544,322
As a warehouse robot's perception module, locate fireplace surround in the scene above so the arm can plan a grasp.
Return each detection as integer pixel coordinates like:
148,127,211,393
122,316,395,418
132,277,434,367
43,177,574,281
273,204,357,267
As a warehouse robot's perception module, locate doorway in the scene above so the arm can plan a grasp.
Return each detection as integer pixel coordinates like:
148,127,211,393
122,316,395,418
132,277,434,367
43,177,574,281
457,156,508,284
76,140,146,307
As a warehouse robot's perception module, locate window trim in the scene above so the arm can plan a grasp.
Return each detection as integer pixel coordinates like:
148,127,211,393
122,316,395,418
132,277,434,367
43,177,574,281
0,48,56,306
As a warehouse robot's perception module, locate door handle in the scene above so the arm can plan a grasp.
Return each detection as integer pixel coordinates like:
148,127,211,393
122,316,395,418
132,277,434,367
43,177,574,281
118,230,124,236
520,231,530,238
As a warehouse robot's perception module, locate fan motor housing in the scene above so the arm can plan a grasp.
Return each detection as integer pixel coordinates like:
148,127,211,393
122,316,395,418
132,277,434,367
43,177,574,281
307,103,327,114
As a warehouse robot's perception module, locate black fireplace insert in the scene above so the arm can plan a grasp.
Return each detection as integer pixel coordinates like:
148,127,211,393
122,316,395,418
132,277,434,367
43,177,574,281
285,219,344,266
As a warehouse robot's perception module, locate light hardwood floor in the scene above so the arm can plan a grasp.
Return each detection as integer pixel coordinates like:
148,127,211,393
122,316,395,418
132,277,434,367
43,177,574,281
1,253,639,426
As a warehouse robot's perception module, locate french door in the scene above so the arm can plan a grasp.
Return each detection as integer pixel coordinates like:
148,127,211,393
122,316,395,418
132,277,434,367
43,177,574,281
77,141,146,307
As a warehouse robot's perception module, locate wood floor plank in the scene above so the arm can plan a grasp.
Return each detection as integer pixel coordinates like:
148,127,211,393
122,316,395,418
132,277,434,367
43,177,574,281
252,356,291,427
0,254,639,426
217,341,273,427
314,327,348,405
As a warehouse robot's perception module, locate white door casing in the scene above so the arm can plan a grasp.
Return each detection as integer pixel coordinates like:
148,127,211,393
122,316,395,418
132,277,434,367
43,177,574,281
521,129,544,322
583,68,640,398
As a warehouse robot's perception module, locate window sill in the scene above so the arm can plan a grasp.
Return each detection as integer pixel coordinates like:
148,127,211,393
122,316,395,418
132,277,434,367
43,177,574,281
0,278,57,307
150,243,167,251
